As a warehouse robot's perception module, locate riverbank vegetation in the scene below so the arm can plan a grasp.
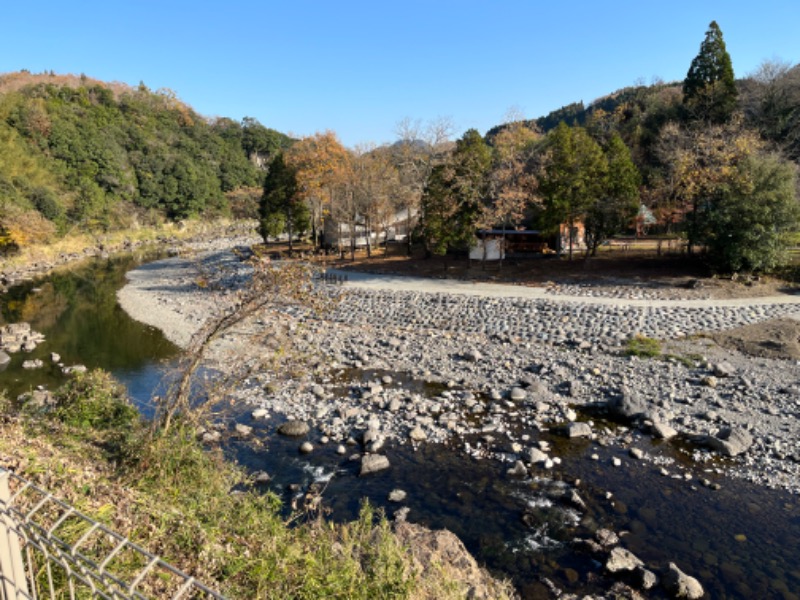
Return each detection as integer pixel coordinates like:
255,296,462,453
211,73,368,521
1,370,515,599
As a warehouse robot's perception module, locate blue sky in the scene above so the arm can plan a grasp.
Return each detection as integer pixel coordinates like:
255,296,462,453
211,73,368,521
2,1,799,147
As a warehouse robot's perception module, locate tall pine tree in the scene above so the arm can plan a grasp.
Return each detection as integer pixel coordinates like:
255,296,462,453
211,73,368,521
683,21,738,123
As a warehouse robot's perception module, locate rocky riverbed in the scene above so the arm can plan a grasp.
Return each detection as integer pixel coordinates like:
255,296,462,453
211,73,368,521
118,250,800,494
117,248,800,597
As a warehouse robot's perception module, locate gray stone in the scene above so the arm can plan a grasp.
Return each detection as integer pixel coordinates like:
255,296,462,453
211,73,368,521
388,489,407,502
409,426,427,442
564,422,593,439
22,359,44,369
253,471,271,483
464,349,482,362
507,460,528,477
635,566,659,590
62,365,87,375
0,351,10,369
705,427,753,457
509,387,527,401
701,375,718,388
606,547,644,573
525,447,549,465
299,441,314,454
662,562,704,599
360,454,391,475
200,430,222,444
608,389,648,419
712,361,735,378
235,423,253,437
595,528,619,548
278,420,310,437
251,408,269,419
652,420,678,440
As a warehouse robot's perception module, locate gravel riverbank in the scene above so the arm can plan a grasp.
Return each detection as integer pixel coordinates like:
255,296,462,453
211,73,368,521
117,249,800,497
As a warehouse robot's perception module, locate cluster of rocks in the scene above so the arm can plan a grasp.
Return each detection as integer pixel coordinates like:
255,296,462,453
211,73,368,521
0,322,88,375
0,322,45,354
323,287,799,351
544,279,717,301
223,291,800,495
569,529,704,598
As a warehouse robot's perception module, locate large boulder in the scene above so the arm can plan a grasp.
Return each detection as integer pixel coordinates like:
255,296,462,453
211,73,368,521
606,547,644,573
564,422,593,439
607,387,649,420
360,453,390,476
277,420,310,437
662,562,704,599
393,521,515,599
705,427,753,457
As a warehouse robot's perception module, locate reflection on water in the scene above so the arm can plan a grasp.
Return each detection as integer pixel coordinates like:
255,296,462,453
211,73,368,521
0,252,178,403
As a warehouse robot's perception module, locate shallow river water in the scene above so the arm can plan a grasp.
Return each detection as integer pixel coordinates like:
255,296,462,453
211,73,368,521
1,255,799,599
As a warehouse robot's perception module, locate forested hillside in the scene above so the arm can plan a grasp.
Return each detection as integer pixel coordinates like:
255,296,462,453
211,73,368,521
0,71,291,251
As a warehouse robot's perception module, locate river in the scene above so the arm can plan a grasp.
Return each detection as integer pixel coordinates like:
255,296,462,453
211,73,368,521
1,253,798,599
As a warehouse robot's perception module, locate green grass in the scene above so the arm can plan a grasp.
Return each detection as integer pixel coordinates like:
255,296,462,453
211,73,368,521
5,369,515,599
624,334,663,358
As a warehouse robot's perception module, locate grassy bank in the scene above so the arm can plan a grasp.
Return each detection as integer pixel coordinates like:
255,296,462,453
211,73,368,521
1,371,515,599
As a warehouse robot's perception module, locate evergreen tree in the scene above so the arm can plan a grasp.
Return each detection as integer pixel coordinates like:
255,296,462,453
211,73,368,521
419,129,491,255
683,21,738,123
584,133,640,255
259,153,308,254
540,123,607,259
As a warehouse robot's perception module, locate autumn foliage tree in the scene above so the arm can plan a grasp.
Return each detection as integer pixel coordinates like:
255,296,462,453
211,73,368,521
485,119,541,231
284,131,350,250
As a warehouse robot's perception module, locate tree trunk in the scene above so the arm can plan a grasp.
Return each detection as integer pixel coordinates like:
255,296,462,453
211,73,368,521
365,215,372,258
287,206,294,257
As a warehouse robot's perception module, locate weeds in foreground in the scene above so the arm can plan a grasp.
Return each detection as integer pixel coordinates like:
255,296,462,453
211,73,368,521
5,370,516,599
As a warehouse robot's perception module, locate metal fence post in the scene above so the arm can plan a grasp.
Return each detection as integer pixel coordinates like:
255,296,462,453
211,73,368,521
0,469,30,599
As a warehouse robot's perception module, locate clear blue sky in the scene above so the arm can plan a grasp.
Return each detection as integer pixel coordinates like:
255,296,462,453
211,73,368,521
2,1,799,148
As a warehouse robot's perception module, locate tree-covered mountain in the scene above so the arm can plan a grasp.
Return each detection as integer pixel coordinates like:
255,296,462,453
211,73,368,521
0,71,292,251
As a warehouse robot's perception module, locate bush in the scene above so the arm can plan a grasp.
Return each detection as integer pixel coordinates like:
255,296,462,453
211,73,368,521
54,369,139,430
702,154,800,273
624,334,662,358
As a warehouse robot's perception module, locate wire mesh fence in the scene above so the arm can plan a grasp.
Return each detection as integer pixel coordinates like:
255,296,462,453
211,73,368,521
0,468,226,600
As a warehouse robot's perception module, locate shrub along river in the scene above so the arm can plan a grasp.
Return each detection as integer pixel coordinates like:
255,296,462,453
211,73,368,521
1,253,799,599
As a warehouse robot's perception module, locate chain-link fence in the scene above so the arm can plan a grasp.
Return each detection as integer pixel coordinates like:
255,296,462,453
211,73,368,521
0,468,226,599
